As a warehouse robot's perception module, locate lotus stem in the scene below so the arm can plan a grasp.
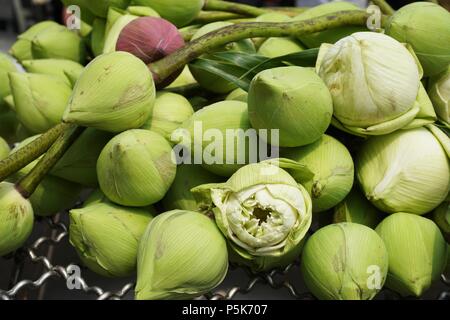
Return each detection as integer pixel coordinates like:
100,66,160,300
16,124,84,198
267,7,308,16
371,0,395,15
203,0,268,17
149,10,371,83
0,122,71,182
192,11,246,24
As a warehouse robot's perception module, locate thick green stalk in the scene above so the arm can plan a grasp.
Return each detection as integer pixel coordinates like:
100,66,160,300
0,123,71,182
371,0,395,15
149,10,370,84
192,11,245,24
16,125,84,198
203,0,268,17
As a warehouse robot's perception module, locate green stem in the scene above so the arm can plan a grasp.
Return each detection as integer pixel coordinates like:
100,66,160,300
0,122,71,182
203,0,268,17
180,25,202,42
371,0,395,15
192,11,246,24
149,10,370,84
16,125,84,198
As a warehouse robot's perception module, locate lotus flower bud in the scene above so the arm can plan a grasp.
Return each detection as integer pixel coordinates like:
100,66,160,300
386,2,450,77
69,202,154,277
63,51,156,132
97,129,177,206
31,25,86,63
433,202,450,243
103,15,138,54
116,17,185,87
91,18,107,57
131,0,204,27
141,92,194,140
0,53,17,112
116,17,184,64
376,213,448,297
9,73,72,134
301,223,388,300
0,136,9,160
189,21,255,94
50,128,114,187
136,210,228,300
226,88,248,103
292,2,366,48
257,38,304,58
162,164,223,211
0,182,34,256
177,100,252,177
317,32,423,136
357,127,450,215
166,66,197,88
9,21,60,62
282,134,354,212
84,189,110,207
248,66,333,147
429,66,450,127
21,59,84,85
192,160,313,271
333,188,383,229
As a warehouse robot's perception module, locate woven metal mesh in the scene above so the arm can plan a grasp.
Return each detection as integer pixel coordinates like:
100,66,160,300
1,214,449,300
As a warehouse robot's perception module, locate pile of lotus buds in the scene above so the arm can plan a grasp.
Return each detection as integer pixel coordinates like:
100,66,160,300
0,0,449,300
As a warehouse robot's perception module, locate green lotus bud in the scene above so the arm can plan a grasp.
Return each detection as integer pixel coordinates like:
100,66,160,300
91,18,107,57
0,136,9,160
80,0,130,18
131,0,203,27
333,188,383,229
97,129,177,206
376,213,448,297
177,100,252,177
103,14,137,54
9,73,72,134
282,134,354,212
248,66,333,147
166,66,197,88
31,25,86,63
63,51,156,132
50,128,114,187
317,32,423,136
225,88,248,103
192,160,313,271
141,92,194,140
433,201,450,243
357,127,450,215
136,210,228,300
69,202,154,277
162,164,223,211
189,21,255,94
257,38,304,58
126,6,160,17
386,2,450,77
21,59,84,85
301,223,388,300
9,21,60,62
429,66,450,127
0,182,34,256
403,82,437,129
292,1,366,48
0,53,17,112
